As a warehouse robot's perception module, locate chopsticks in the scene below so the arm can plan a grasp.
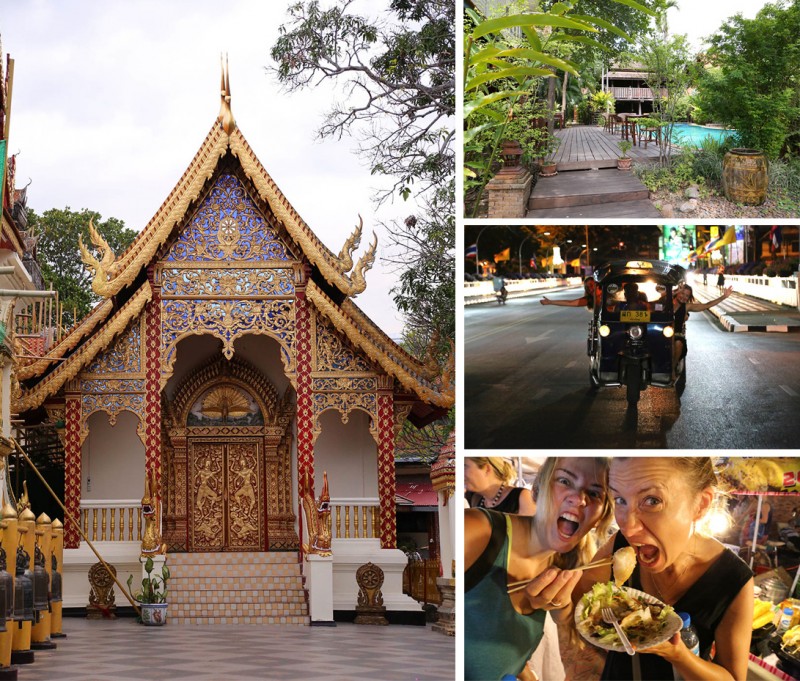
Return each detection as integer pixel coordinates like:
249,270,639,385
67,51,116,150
506,557,614,595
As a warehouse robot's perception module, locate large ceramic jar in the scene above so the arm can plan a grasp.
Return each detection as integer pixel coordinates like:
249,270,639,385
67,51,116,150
722,148,768,205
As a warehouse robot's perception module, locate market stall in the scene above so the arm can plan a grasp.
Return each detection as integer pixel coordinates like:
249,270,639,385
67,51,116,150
719,457,800,680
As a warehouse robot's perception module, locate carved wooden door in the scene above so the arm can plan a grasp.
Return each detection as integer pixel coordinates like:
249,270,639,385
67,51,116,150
189,440,263,551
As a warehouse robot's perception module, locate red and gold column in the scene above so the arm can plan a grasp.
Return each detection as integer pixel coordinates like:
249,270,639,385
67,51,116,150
295,273,314,490
63,393,82,549
143,275,162,485
376,377,396,549
0,504,17,673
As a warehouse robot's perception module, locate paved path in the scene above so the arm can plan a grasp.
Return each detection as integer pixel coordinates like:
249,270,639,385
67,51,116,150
16,617,454,681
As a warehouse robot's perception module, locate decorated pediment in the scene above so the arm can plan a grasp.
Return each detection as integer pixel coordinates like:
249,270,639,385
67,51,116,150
164,173,295,265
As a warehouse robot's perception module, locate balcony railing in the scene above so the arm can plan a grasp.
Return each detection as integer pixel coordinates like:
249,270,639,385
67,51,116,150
609,86,668,101
80,500,143,542
331,498,380,539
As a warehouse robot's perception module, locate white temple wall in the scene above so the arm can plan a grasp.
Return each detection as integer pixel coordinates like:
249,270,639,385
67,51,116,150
81,410,145,499
314,409,378,496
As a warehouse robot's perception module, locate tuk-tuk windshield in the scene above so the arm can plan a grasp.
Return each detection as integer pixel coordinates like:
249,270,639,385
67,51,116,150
601,278,674,323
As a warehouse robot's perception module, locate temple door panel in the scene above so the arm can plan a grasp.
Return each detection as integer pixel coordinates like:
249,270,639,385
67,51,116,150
189,439,263,551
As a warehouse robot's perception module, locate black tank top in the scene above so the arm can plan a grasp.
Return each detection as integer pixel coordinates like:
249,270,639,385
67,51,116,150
675,302,688,334
601,532,753,680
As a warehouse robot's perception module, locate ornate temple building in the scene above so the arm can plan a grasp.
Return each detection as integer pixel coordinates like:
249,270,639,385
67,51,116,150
11,69,454,624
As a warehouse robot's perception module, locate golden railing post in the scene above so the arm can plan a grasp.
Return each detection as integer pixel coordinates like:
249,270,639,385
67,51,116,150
110,508,116,541
82,508,88,537
91,509,98,542
335,506,341,539
344,506,351,539
101,508,107,541
128,507,133,541
372,506,379,538
361,506,367,539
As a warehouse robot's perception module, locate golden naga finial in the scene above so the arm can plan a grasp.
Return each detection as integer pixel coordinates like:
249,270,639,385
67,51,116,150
78,217,120,298
300,469,332,558
333,215,363,274
16,480,30,514
420,329,442,381
140,468,166,557
346,232,377,297
441,338,455,402
218,53,236,136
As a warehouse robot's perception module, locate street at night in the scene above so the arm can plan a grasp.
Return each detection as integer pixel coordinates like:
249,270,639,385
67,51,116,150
464,285,800,449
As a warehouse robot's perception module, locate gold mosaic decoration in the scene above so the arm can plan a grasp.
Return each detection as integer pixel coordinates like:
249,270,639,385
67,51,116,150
216,217,241,258
159,266,294,298
315,316,374,373
14,283,153,412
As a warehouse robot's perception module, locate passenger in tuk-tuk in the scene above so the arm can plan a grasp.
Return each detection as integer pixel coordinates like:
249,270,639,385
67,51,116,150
618,282,650,311
673,283,733,369
540,277,601,310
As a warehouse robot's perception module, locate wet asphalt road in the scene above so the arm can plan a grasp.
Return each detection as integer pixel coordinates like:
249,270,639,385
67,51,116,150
463,288,800,450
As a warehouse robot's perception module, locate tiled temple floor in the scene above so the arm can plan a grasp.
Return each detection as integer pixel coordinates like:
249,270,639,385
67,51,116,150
14,618,455,680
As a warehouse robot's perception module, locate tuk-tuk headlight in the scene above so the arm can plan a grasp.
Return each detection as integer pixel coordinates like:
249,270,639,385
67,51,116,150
628,325,644,340
663,326,675,338
599,325,611,337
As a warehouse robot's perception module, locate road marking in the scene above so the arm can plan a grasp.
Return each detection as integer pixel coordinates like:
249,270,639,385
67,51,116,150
525,329,555,344
748,356,760,365
780,385,798,397
532,388,551,400
565,361,577,368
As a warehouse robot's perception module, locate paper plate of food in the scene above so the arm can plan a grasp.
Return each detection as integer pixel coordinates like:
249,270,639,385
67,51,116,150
575,583,683,653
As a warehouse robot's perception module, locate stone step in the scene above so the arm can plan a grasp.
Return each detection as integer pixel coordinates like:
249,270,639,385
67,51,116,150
170,564,301,579
170,589,306,605
168,551,298,565
171,575,304,589
526,199,661,219
171,601,307,615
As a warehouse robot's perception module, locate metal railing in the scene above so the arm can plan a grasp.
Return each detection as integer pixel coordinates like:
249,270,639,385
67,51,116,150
403,558,442,605
80,500,143,542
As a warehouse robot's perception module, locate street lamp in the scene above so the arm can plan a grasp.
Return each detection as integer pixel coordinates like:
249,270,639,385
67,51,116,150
473,225,492,275
518,235,533,277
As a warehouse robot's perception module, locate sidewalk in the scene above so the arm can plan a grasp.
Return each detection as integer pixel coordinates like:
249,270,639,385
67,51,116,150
692,282,800,333
16,617,455,681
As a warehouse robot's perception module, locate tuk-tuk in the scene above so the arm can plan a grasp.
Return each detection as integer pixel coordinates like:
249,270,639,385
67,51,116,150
587,259,686,405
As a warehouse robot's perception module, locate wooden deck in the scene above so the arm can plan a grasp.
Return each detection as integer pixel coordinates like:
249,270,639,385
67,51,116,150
551,125,661,171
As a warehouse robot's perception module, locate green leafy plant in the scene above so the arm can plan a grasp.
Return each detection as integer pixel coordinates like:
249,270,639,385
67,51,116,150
618,140,633,159
127,557,170,604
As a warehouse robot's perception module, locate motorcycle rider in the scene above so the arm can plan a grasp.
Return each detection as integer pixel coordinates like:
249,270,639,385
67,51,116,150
493,268,508,304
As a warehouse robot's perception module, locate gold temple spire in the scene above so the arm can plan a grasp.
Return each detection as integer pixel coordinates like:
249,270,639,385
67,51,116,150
218,53,236,136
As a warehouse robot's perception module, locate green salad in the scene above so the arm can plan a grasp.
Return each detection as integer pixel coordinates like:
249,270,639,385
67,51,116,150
577,582,675,648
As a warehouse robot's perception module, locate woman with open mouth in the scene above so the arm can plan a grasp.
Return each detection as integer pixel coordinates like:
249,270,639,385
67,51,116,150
576,457,754,680
464,457,613,681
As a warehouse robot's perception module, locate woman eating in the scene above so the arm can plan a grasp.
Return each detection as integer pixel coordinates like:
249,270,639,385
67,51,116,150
577,457,753,680
465,457,537,515
465,457,613,681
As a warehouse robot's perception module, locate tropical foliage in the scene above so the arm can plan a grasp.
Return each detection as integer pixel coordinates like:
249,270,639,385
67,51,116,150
694,0,800,159
463,0,655,215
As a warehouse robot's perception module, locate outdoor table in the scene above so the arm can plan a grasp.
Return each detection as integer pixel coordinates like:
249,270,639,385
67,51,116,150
617,113,639,146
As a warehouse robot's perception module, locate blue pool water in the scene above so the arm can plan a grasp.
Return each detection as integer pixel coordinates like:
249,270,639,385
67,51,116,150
670,123,736,146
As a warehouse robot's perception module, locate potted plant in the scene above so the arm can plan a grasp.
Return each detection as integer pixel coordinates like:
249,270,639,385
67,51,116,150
617,140,633,170
538,135,561,177
127,556,170,626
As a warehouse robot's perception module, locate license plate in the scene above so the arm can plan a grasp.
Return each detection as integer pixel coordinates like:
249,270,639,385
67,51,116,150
621,310,651,323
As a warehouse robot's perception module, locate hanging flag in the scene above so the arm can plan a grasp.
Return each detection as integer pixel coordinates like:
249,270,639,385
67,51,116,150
771,226,782,250
702,237,720,254
494,247,510,263
530,256,537,270
465,243,477,259
716,227,737,248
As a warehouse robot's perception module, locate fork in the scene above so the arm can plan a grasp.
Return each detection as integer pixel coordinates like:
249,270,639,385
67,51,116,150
601,607,635,656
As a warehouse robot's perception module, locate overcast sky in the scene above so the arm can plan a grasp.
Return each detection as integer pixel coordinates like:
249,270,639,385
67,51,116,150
668,0,773,50
1,1,413,339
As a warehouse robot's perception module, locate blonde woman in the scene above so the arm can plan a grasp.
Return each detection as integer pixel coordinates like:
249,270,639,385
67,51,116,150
577,457,753,681
465,457,613,681
465,457,536,515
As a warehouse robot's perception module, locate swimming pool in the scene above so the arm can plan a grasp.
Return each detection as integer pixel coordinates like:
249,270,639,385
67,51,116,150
670,123,736,146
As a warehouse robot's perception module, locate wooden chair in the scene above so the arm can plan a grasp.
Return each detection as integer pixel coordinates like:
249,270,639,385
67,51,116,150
639,123,660,148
